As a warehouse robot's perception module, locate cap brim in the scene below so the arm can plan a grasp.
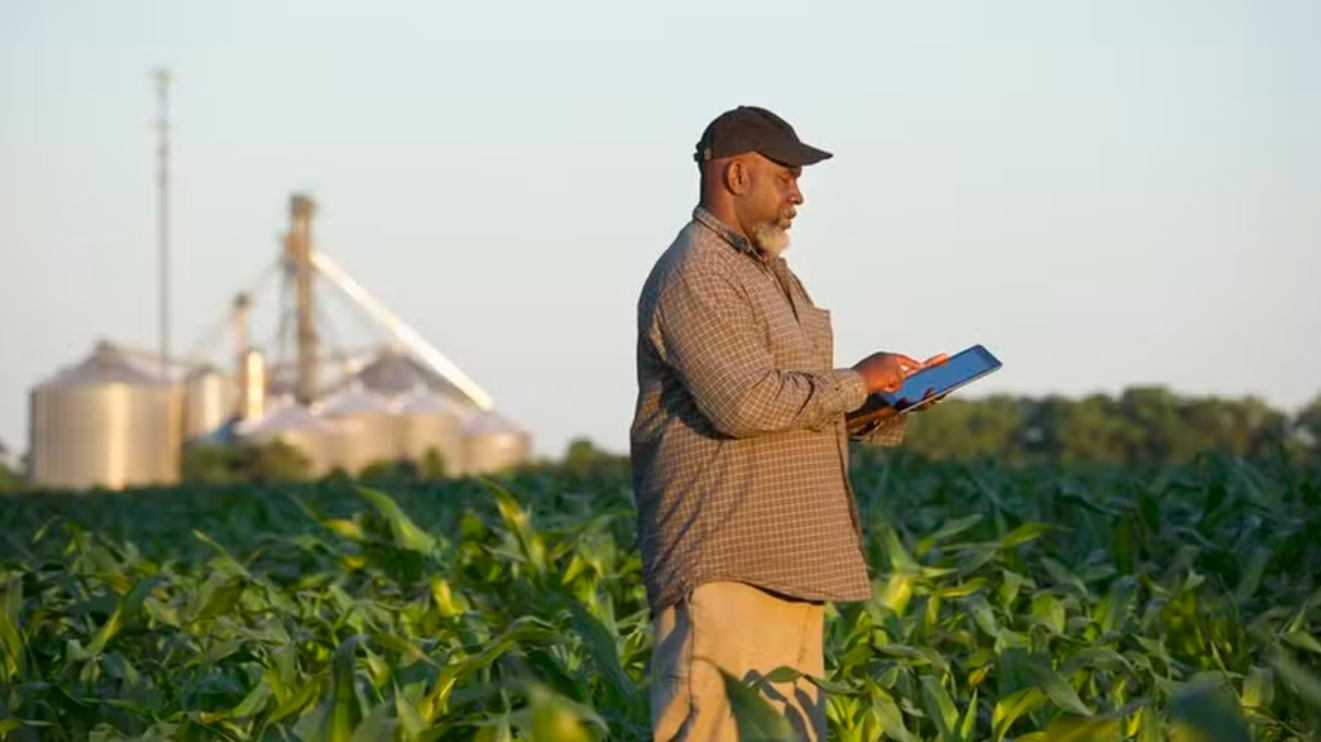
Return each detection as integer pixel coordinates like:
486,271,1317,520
762,141,833,167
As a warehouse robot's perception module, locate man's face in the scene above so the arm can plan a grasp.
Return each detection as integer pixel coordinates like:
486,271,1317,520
739,154,804,256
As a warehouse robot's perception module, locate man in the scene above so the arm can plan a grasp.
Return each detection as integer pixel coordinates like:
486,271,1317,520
629,105,944,742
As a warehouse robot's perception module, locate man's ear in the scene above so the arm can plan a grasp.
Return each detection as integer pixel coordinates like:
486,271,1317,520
725,158,750,195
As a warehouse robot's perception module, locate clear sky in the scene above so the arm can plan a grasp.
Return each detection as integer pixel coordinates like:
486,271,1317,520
2,0,1318,460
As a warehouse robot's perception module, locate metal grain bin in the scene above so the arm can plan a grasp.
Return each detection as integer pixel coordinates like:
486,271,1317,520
234,397,336,477
238,348,268,421
317,383,399,475
183,365,235,440
463,410,530,476
28,340,182,490
395,386,468,477
348,346,470,402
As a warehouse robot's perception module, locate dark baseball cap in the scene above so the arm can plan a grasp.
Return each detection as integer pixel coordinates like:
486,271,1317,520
694,105,833,167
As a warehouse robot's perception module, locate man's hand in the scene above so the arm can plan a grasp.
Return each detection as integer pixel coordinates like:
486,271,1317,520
906,386,947,413
852,352,947,395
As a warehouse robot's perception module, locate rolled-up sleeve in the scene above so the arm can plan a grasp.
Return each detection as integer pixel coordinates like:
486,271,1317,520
653,264,868,439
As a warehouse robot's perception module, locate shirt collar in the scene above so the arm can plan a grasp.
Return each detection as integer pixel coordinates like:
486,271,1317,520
693,206,765,261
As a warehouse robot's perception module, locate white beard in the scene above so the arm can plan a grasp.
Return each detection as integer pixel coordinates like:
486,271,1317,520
751,222,790,257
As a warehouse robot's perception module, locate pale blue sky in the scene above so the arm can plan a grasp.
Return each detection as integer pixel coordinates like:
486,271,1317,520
2,1,1318,460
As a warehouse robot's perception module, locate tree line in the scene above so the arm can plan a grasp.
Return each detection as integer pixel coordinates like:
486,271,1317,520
895,386,1320,467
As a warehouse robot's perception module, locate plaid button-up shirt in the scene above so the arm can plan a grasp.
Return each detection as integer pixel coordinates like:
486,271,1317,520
630,206,906,615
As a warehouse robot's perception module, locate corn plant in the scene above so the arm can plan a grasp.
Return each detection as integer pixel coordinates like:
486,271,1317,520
0,451,1317,741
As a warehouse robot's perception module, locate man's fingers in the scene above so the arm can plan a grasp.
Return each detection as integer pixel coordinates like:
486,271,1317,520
892,355,924,375
883,371,905,393
923,353,949,367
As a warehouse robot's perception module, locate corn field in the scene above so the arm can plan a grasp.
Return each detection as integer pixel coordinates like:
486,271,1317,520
0,450,1319,742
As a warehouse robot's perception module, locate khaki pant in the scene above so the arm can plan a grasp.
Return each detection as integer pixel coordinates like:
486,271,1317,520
649,580,827,742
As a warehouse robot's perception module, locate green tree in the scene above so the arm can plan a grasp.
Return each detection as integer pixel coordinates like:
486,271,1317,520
893,386,1302,467
1296,394,1321,461
0,439,20,493
1054,394,1130,466
181,440,313,483
900,395,1027,462
360,457,420,482
420,447,448,479
0,463,23,494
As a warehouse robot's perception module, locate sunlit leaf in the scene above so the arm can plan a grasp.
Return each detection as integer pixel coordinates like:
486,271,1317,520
716,666,798,742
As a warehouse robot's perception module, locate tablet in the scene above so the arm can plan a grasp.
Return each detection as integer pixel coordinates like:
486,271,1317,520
874,344,1002,414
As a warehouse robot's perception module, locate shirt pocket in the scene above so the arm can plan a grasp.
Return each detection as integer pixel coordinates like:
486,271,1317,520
800,305,834,367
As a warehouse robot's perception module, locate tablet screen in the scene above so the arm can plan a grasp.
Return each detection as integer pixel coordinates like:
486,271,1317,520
876,344,1002,411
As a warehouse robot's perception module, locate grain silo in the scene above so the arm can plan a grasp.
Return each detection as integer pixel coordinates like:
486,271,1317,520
183,365,235,439
463,410,530,476
28,340,182,490
317,383,399,475
395,385,469,477
347,345,471,401
234,397,337,477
